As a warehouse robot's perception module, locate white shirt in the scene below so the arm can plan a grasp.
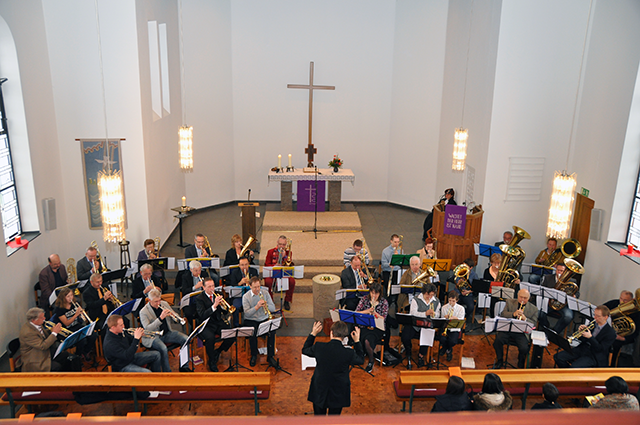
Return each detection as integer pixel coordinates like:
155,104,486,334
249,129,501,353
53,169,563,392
410,293,440,318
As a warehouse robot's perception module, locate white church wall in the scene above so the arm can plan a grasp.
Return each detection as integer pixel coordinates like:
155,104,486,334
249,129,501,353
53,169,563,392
42,0,149,266
229,0,396,202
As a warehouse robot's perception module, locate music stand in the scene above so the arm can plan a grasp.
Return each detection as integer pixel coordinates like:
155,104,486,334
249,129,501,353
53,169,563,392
395,313,435,370
543,326,573,355
179,318,208,371
258,317,289,375
103,299,142,329
223,326,255,372
428,318,464,370
54,321,96,358
488,317,534,369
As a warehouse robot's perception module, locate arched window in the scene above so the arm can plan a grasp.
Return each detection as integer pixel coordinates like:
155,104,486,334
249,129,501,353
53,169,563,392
0,77,21,242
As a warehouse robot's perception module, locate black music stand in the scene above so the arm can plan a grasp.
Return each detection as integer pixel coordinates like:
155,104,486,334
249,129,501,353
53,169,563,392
258,318,290,375
54,321,96,358
103,299,142,329
488,317,534,369
395,313,435,370
180,317,209,371
543,326,573,355
338,288,369,311
223,326,254,372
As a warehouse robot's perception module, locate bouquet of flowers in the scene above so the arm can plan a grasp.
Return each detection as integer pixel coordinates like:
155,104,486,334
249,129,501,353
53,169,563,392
328,154,343,169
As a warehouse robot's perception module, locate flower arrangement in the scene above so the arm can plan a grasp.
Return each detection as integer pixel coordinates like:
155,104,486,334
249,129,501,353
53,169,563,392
328,154,343,169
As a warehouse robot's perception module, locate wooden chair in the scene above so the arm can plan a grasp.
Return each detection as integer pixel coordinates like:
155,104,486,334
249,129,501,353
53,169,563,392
7,339,20,372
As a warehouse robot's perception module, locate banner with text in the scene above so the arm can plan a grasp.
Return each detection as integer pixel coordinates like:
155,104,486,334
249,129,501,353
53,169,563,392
444,205,466,236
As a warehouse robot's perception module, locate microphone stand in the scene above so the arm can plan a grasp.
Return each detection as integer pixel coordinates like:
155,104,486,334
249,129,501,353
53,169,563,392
302,166,328,239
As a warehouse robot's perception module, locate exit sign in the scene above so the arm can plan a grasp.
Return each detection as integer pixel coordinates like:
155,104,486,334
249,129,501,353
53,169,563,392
581,187,590,197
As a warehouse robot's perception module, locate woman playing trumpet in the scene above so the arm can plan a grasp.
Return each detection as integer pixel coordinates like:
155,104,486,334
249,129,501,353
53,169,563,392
355,282,389,373
53,287,96,361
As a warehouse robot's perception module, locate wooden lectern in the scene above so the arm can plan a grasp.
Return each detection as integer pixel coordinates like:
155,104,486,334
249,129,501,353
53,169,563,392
238,202,259,243
432,204,484,269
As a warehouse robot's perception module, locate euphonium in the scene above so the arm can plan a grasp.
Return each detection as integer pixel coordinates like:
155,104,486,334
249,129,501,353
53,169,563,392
412,267,437,285
567,321,596,344
90,240,108,273
125,328,163,337
610,288,640,337
259,291,274,320
160,304,187,325
453,263,472,291
508,226,531,248
239,235,255,258
43,321,73,338
549,258,584,311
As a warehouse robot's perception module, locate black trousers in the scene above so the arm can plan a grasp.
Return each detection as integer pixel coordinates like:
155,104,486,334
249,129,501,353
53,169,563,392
493,331,530,368
201,326,235,362
401,326,428,356
313,404,342,415
244,319,275,357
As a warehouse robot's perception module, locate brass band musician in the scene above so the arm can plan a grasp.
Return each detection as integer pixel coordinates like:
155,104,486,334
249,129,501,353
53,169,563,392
82,273,124,330
397,256,423,313
38,254,69,315
492,289,538,369
242,277,278,367
264,235,296,311
76,246,104,281
227,257,258,326
529,237,557,284
401,283,440,369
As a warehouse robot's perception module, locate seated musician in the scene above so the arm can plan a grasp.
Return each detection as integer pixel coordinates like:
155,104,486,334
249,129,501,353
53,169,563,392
195,278,235,372
604,290,640,366
530,237,557,284
554,305,616,368
401,282,440,369
439,290,466,362
184,233,220,285
103,314,161,372
343,239,369,267
39,254,69,316
18,307,63,372
417,238,436,263
242,276,278,367
355,282,388,373
53,287,95,361
76,246,105,281
453,258,477,329
228,256,258,326
538,263,575,334
82,273,122,330
224,234,254,266
264,235,296,311
483,253,501,281
397,256,423,313
180,260,209,297
381,234,403,296
340,255,368,311
131,263,161,313
139,288,189,372
492,288,538,369
494,231,513,247
137,238,167,288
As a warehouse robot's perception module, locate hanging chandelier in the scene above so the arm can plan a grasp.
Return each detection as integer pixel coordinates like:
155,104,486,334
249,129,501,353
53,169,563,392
178,0,193,172
452,128,468,171
546,171,577,239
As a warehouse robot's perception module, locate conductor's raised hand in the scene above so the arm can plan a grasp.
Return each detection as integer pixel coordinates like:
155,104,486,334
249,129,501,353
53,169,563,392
351,326,360,343
311,321,323,336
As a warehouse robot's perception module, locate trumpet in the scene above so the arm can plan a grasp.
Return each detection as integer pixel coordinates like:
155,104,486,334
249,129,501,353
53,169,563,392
43,320,73,338
516,302,527,321
284,238,293,266
215,292,236,314
73,301,93,324
567,321,596,344
203,236,213,257
259,291,274,320
125,328,164,338
153,237,161,259
102,286,123,307
442,304,455,336
160,304,186,325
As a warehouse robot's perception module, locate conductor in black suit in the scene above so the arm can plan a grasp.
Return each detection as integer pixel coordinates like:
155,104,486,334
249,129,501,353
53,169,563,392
195,278,235,372
340,255,368,311
302,321,365,416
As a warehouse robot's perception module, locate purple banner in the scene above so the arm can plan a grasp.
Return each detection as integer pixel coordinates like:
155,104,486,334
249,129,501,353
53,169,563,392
297,180,326,212
444,204,466,236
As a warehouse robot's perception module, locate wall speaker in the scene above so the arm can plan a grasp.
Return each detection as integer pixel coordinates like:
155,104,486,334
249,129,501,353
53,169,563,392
42,198,56,231
590,208,604,241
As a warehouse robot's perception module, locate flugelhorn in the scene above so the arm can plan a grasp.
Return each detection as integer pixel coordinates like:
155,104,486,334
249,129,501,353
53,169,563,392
567,321,595,344
160,304,186,325
125,328,163,337
610,288,640,337
259,291,274,320
43,320,73,338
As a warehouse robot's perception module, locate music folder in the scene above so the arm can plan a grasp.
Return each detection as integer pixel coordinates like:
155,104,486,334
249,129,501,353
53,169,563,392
101,268,128,281
390,254,419,268
542,326,573,354
138,257,169,271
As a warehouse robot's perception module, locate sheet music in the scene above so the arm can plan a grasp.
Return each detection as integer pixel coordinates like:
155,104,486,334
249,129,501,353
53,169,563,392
180,290,202,309
531,330,548,346
419,328,435,346
478,293,491,308
301,354,317,370
257,317,282,336
276,278,290,292
330,309,340,323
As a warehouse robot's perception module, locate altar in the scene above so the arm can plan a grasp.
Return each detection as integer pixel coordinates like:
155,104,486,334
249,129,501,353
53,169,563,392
268,168,355,211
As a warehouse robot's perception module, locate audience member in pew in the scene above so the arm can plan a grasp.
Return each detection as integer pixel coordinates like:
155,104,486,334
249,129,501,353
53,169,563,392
340,255,368,311
242,277,278,368
355,282,389,373
401,282,440,369
591,376,639,411
554,305,616,368
103,315,161,372
604,290,640,366
439,291,466,362
18,307,64,372
38,254,69,316
431,375,473,412
531,383,562,409
139,288,189,372
397,256,424,313
343,239,369,267
492,289,538,369
473,373,512,411
302,320,365,416
196,278,235,372
54,287,95,361
538,263,576,335
180,260,209,297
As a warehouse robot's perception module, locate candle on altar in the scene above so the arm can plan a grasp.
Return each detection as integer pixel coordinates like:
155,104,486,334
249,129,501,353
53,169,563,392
15,236,21,244
278,154,282,169
288,154,292,168
182,196,186,207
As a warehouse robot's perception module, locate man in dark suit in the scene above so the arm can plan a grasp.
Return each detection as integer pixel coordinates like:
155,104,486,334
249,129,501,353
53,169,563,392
38,254,68,314
605,290,640,365
227,257,258,326
554,305,617,368
302,320,364,415
493,289,538,369
340,255,367,310
131,263,161,314
17,307,63,372
195,278,235,372
82,273,119,330
76,246,105,281
180,260,209,297
184,233,211,258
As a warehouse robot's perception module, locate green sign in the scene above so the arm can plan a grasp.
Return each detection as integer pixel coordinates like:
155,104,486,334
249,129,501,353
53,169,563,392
581,187,590,197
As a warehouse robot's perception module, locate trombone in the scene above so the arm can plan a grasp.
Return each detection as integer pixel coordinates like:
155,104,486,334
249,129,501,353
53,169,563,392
43,320,73,338
358,253,374,286
125,328,164,338
90,240,108,273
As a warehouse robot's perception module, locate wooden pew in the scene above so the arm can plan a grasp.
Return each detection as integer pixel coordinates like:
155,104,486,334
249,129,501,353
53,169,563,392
0,372,271,418
395,368,640,412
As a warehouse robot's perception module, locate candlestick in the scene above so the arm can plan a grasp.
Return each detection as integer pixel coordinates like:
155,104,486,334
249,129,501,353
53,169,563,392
182,196,186,207
278,154,282,169
288,154,292,168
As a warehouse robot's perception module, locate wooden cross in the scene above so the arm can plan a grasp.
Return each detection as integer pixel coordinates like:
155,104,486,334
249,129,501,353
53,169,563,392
287,62,335,167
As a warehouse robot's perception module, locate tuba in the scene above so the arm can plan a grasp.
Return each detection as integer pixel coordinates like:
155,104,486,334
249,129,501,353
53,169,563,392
453,263,472,291
549,258,584,310
543,238,582,267
412,267,437,285
610,288,640,337
496,226,530,289
90,240,108,273
239,235,255,260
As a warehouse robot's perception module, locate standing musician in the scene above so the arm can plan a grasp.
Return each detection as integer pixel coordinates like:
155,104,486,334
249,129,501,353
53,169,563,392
492,289,538,369
103,315,161,372
439,291,466,362
139,288,189,372
18,307,64,372
38,254,69,315
538,263,575,334
137,238,167,288
82,273,125,330
242,277,278,367
343,239,370,267
53,287,96,361
397,256,424,313
224,234,255,266
131,263,161,314
401,283,440,369
355,282,388,373
340,255,368,311
76,246,105,281
605,290,640,365
195,278,235,372
530,237,558,284
264,235,296,311
554,305,616,368
227,257,258,326
381,234,403,296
